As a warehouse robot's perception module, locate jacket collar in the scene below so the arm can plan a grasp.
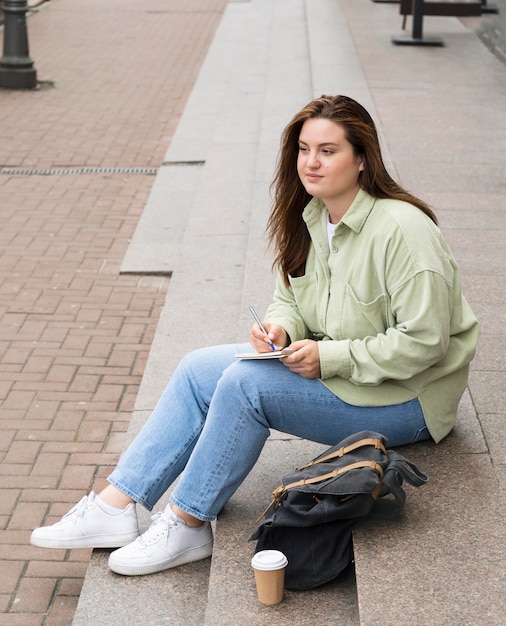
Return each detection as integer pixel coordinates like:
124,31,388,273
302,188,376,233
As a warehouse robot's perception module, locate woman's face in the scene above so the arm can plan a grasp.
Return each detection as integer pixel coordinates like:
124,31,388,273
297,118,364,217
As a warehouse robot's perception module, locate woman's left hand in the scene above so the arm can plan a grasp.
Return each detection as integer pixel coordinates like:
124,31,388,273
282,340,321,378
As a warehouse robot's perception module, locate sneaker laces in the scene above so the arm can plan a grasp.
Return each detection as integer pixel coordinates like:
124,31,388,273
57,494,95,526
137,510,181,548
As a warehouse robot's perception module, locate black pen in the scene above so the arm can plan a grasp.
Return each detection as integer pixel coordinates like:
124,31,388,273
249,305,277,351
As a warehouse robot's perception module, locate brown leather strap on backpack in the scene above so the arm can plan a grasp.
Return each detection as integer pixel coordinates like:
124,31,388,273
294,437,386,472
271,460,384,506
255,458,385,523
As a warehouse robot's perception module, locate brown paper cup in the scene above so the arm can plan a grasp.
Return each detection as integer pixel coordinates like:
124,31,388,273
251,550,288,605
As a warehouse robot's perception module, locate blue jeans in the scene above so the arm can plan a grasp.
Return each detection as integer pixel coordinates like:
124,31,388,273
108,343,429,521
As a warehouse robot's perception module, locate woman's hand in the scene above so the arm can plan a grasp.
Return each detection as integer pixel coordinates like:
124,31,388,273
282,339,321,378
249,322,289,353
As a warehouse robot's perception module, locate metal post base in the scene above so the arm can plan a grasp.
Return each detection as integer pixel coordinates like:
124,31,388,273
0,0,37,89
481,4,499,13
392,34,444,45
0,66,37,89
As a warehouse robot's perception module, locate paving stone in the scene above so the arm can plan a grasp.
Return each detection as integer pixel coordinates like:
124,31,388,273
10,577,56,614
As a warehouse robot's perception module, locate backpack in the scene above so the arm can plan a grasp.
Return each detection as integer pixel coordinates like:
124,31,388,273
249,430,428,590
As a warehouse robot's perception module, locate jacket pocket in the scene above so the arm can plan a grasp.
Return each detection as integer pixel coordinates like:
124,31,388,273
341,285,388,338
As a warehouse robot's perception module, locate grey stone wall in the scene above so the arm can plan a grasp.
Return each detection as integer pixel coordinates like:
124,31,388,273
476,0,506,63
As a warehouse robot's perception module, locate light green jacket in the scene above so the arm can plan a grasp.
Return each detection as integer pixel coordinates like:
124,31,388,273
265,189,479,443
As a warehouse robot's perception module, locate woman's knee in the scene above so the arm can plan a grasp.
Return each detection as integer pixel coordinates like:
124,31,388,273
216,360,261,394
176,345,225,381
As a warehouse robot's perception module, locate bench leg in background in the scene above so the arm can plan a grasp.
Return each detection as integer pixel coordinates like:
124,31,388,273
481,0,499,13
392,0,444,46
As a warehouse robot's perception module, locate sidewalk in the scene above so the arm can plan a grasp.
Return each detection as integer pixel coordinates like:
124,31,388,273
1,0,505,624
0,1,227,624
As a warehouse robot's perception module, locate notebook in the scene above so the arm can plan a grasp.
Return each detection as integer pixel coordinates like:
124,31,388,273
235,349,295,360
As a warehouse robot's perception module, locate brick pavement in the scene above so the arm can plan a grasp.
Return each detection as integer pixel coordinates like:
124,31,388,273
0,0,227,623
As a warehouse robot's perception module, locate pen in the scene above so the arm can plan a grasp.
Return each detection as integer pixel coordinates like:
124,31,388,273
249,305,277,351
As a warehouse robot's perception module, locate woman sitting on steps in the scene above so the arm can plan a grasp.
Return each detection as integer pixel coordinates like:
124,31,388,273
30,94,478,577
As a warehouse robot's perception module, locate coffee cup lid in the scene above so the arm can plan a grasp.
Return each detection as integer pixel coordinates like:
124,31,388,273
251,550,288,571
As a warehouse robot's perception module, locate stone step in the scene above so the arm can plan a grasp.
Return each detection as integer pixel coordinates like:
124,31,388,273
203,435,360,626
354,391,506,625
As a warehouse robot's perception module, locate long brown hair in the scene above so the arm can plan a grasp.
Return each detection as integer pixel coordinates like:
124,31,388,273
267,95,437,284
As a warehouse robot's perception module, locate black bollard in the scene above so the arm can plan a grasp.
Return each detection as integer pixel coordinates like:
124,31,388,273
0,0,37,89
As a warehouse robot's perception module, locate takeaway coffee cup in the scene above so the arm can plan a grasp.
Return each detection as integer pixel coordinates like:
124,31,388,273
251,550,288,605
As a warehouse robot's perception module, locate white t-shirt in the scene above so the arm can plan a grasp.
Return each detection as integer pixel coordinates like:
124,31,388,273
327,215,339,248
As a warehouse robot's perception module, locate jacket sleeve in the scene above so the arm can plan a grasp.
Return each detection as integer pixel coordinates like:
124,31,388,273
265,270,311,344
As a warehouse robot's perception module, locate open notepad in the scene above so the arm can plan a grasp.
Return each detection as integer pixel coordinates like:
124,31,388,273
235,349,295,360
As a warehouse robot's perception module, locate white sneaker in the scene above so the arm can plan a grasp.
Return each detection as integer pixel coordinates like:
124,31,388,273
108,506,213,576
30,492,139,549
